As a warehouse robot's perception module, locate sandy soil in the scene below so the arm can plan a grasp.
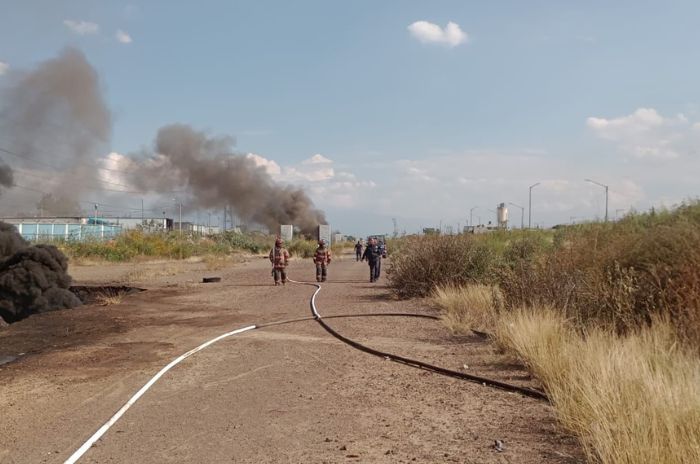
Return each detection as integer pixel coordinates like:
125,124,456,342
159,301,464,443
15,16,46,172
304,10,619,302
0,253,584,463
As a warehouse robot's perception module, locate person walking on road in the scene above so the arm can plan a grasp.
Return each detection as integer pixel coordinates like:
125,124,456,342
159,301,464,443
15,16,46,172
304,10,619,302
361,237,382,282
313,239,332,282
354,240,363,261
269,237,290,286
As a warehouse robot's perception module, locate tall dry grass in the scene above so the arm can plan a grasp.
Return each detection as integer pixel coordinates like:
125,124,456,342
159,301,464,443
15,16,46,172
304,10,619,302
431,284,502,334
496,309,700,464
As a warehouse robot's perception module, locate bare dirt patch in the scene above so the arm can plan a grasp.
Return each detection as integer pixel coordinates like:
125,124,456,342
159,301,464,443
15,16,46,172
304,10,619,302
0,254,584,463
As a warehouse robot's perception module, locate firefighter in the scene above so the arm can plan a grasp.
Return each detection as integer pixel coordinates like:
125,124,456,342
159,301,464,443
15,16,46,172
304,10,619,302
269,237,290,286
354,240,363,261
313,239,331,282
361,237,382,282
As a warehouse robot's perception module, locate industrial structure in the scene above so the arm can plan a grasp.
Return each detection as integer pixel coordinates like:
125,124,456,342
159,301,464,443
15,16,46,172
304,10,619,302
496,203,508,229
1,216,222,241
318,224,331,245
280,224,293,241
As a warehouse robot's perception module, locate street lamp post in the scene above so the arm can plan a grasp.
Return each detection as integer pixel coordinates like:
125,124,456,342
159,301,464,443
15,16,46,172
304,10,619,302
528,182,541,229
509,202,524,229
173,198,182,236
585,178,609,222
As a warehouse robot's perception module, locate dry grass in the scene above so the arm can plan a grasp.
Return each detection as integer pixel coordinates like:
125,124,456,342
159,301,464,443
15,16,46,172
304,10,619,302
94,292,126,306
122,262,186,283
431,284,502,334
202,254,231,270
496,308,700,464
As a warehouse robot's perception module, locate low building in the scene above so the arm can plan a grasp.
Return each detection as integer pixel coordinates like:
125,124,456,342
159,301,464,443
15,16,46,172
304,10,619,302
1,216,123,241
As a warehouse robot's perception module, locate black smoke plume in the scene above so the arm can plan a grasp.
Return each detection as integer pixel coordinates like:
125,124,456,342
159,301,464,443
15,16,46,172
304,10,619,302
0,221,81,324
0,47,111,214
126,124,326,234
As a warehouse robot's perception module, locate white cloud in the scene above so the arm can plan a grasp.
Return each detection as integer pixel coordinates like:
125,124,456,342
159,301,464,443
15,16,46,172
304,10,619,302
246,153,281,177
285,166,335,182
302,154,332,165
63,19,99,35
0,61,8,75
587,108,696,160
116,29,132,44
408,21,468,47
243,152,373,209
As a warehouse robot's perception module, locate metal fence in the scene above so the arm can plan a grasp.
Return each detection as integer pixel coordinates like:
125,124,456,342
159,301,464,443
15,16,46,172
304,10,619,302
13,222,122,241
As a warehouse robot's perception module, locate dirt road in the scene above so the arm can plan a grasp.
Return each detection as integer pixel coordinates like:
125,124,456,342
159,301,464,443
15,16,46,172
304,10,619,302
0,254,583,463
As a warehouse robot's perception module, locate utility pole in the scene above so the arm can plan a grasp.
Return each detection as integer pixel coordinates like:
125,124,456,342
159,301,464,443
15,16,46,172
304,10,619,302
469,206,478,227
509,202,524,229
585,178,609,222
179,202,182,237
528,182,541,229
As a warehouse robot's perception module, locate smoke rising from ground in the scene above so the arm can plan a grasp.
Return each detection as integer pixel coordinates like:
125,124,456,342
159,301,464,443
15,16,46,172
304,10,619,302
126,124,326,234
0,47,111,214
0,222,81,324
0,49,326,232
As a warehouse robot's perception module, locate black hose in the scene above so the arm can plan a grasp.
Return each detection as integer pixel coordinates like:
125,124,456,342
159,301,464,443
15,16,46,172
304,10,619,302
291,280,548,402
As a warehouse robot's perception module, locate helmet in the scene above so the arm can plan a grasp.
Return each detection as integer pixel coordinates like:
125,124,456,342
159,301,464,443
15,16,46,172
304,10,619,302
275,237,283,247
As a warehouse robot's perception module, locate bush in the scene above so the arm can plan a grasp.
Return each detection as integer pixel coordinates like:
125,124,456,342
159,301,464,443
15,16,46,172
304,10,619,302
286,238,317,258
59,230,274,262
387,235,501,298
498,203,700,346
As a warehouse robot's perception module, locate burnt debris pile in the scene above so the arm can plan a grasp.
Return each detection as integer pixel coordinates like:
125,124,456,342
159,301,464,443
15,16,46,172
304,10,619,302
0,221,81,324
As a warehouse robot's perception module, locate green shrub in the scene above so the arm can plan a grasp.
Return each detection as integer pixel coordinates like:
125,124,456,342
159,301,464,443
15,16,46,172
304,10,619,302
287,238,317,258
498,201,700,348
387,235,501,298
59,230,274,262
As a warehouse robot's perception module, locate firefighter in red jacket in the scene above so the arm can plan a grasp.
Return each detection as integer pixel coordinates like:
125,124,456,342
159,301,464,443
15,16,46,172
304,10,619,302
313,239,331,282
269,237,290,286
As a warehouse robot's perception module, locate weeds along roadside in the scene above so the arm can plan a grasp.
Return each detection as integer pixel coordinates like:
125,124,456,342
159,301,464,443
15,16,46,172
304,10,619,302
433,287,700,464
388,200,700,349
54,229,275,262
53,230,342,263
403,201,700,464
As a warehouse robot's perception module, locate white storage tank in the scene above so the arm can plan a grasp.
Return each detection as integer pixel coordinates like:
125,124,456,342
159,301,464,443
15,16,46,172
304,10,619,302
497,203,508,228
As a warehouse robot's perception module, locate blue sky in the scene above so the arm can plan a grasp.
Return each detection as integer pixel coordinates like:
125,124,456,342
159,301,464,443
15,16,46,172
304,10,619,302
2,1,700,235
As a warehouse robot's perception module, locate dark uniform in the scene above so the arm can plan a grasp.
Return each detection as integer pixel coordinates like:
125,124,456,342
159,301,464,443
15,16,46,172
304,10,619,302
361,239,382,282
354,241,363,261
